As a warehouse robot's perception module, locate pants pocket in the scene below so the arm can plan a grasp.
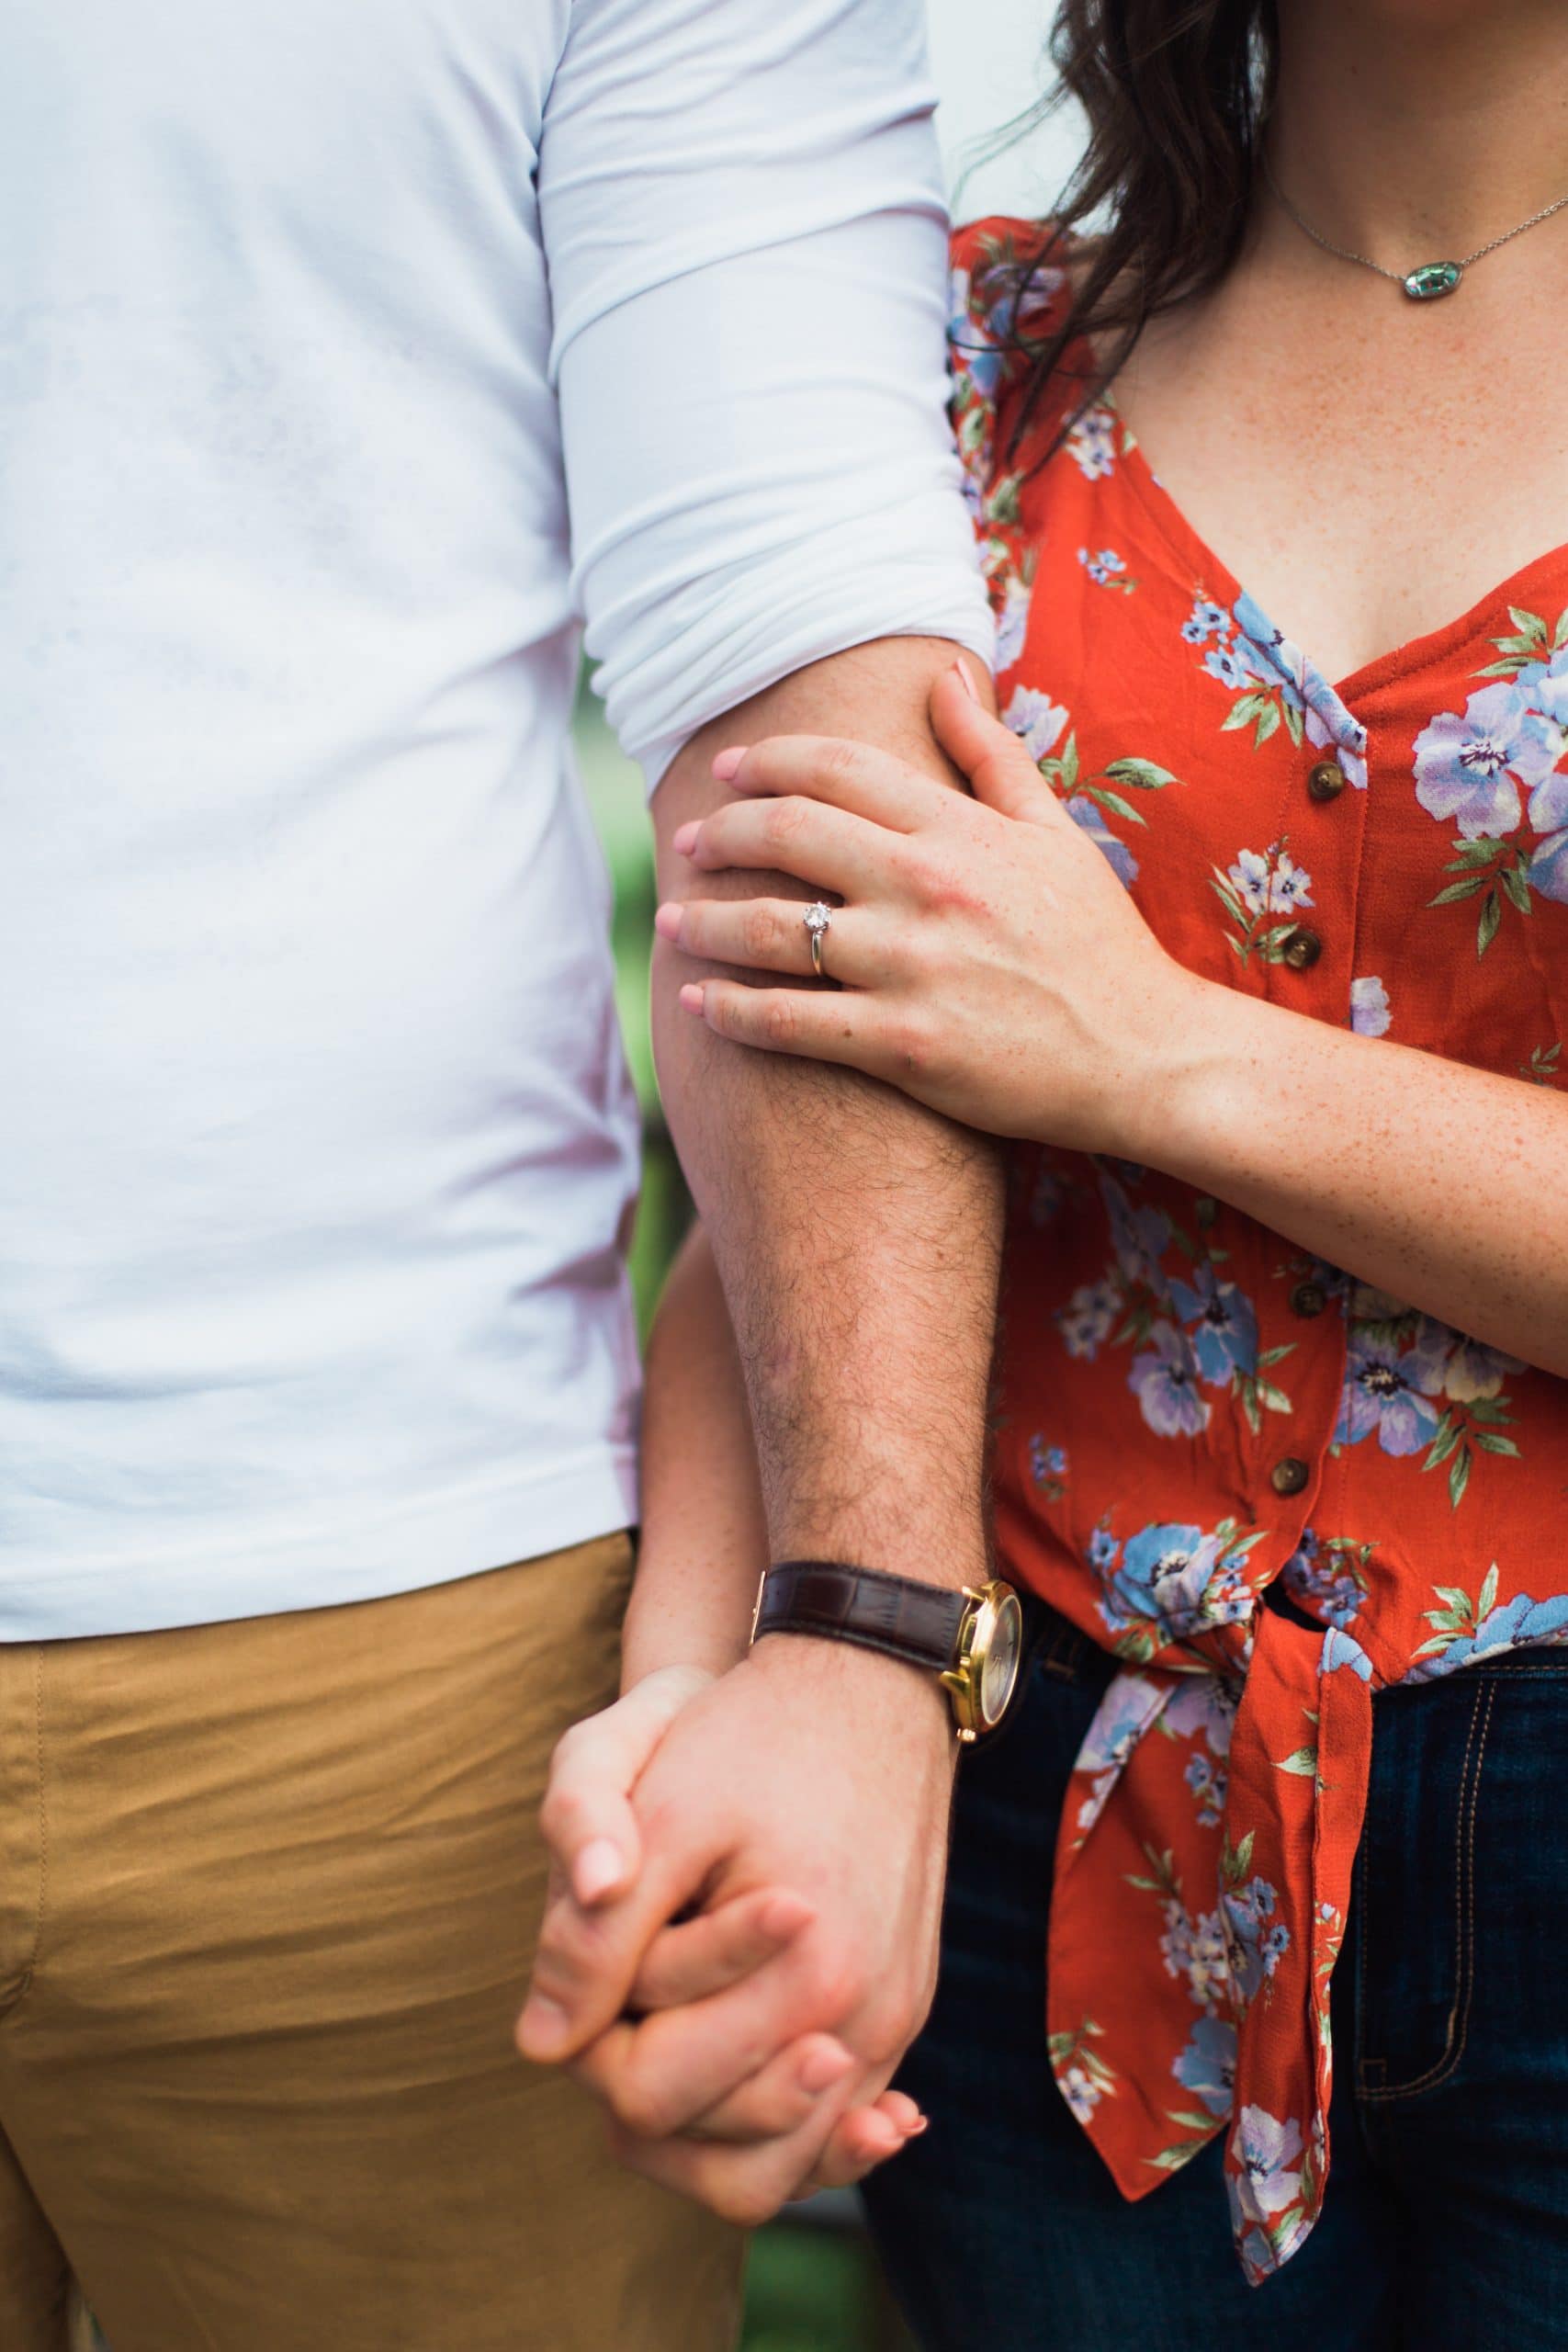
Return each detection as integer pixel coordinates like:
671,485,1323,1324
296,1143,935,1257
1354,1674,1495,2099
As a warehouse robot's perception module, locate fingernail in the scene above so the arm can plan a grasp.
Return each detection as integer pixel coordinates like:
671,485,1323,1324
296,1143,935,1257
572,1838,625,1905
951,658,980,702
904,2115,929,2138
711,746,748,783
653,902,683,942
757,1892,814,1944
517,1995,569,2056
671,820,700,855
678,983,706,1017
798,2042,854,2096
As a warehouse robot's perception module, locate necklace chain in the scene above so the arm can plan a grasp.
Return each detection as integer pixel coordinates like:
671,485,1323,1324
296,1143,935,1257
1262,153,1568,288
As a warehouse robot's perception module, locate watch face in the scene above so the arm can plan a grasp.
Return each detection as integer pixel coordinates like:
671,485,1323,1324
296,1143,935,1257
978,1589,1024,1727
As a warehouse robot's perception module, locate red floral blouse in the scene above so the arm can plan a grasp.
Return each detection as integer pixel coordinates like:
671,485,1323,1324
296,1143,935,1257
952,219,1568,2284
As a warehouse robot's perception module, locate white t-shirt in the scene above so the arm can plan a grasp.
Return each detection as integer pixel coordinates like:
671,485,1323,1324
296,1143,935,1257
0,0,993,1638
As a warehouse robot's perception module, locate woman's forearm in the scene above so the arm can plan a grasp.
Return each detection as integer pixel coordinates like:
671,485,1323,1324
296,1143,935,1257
623,1219,769,1691
1135,978,1568,1377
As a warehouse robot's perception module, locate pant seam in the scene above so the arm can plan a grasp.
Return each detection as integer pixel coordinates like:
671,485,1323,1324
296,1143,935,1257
0,1652,45,2019
1361,1675,1493,2103
33,1648,47,1984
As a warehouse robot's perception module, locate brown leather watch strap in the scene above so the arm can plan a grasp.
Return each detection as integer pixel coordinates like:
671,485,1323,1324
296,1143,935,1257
751,1561,967,1676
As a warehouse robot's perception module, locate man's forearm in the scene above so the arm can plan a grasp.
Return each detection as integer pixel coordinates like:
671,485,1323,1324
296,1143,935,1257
651,637,1003,1587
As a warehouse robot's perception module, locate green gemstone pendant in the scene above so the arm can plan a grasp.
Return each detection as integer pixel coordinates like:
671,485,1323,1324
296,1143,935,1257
1403,260,1463,300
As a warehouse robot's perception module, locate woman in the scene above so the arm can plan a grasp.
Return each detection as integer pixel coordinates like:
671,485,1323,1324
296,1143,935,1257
540,0,1568,2340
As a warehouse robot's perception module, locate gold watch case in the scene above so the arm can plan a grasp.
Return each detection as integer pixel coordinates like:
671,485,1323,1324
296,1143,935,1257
940,1578,1025,1743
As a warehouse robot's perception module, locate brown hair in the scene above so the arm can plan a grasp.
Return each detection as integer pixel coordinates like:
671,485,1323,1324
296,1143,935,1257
1004,0,1280,454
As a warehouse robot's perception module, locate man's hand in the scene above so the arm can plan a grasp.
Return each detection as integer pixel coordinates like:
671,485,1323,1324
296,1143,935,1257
519,1635,952,2223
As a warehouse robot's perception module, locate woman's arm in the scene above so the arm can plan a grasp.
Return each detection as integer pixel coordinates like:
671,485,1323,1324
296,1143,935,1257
1127,985,1568,1375
663,665,1568,1378
624,1219,768,1690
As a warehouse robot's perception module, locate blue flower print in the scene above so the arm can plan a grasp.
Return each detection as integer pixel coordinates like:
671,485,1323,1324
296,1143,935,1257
1100,1178,1173,1295
1001,683,1070,763
1204,639,1258,693
1438,1331,1524,1402
950,322,1003,404
1336,1329,1444,1456
994,578,1032,672
1181,597,1230,646
1228,2107,1304,2225
1281,1530,1366,1630
1226,845,1313,917
1087,1523,1120,1571
1169,1265,1259,1385
1411,1589,1568,1681
1163,1672,1237,1757
1065,405,1117,480
1173,2017,1237,2118
1065,793,1139,888
1413,680,1559,839
1349,975,1391,1036
1229,593,1370,784
1220,1877,1292,2008
1526,756,1568,835
1102,1521,1254,1641
1030,1434,1068,1499
1160,1900,1231,2010
1184,1748,1228,1829
1077,1673,1166,1776
1077,545,1132,590
1130,1322,1211,1437
1531,829,1568,902
1057,1277,1120,1363
1320,1625,1374,1681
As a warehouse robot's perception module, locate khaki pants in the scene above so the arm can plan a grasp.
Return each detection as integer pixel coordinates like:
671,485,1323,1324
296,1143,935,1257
0,1535,744,2351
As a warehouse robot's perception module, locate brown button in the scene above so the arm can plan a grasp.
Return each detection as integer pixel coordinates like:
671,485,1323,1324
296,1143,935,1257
1280,926,1323,971
1270,1455,1311,1498
1307,759,1346,802
1290,1280,1327,1319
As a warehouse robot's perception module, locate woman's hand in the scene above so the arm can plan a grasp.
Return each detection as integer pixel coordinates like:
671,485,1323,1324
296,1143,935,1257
658,661,1202,1156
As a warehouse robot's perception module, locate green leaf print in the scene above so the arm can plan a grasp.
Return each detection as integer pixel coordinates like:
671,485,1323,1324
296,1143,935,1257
1421,1398,1519,1511
1101,758,1179,791
1427,836,1533,956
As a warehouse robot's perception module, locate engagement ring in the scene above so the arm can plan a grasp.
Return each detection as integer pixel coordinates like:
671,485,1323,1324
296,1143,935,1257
803,901,832,979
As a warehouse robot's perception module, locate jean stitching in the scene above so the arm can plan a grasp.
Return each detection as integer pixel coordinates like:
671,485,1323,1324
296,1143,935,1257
1353,1817,1384,2094
1464,1660,1568,1678
1363,1677,1493,2103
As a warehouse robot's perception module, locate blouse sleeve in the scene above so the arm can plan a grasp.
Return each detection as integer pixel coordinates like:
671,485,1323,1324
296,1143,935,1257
947,215,1070,629
540,0,996,790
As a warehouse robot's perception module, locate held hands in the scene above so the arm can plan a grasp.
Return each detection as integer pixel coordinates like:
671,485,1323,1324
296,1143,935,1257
658,661,1202,1156
518,1638,953,2223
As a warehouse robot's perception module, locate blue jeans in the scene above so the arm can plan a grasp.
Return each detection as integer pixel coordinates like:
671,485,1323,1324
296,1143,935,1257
863,1608,1568,2350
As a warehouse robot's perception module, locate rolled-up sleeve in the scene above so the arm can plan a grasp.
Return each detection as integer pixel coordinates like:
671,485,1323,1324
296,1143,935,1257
539,0,995,788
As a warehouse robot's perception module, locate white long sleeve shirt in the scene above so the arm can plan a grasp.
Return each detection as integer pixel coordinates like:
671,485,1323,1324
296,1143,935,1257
0,0,993,1637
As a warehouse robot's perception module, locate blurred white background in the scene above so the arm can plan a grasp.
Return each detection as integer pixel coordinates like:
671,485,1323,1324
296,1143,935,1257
925,0,1081,219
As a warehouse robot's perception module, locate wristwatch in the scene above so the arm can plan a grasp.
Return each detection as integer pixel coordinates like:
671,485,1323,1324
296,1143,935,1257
750,1560,1026,1743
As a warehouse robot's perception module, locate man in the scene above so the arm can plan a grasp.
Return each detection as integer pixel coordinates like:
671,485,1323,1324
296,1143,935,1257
0,0,997,2346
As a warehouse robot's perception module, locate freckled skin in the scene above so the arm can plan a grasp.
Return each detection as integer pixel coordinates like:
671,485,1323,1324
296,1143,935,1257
673,0,1568,1387
1114,1,1568,687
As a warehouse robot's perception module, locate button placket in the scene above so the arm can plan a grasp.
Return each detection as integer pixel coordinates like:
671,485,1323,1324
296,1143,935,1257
1248,726,1367,1544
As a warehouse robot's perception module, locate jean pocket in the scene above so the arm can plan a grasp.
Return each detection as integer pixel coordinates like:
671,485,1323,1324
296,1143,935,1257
1355,1675,1496,2101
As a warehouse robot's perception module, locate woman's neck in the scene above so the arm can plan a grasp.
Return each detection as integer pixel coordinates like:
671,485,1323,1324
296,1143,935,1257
1269,2,1568,267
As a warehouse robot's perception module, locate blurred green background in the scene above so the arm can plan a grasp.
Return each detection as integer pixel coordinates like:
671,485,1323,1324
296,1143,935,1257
576,684,915,2352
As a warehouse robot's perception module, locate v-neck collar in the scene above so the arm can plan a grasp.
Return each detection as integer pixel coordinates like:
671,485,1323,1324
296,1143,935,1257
1105,387,1568,723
